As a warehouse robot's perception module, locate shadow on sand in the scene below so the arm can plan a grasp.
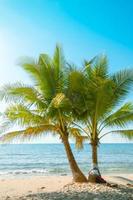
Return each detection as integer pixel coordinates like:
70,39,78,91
20,185,133,200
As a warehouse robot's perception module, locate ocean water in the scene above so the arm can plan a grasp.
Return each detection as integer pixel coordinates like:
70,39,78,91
0,143,132,177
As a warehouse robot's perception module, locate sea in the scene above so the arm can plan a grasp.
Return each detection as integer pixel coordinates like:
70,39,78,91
0,143,132,177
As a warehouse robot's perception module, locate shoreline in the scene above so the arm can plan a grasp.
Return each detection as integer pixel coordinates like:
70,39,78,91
0,174,133,199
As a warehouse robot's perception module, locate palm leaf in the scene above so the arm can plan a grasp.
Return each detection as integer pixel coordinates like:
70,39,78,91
0,82,46,108
39,53,56,100
102,102,133,128
18,57,41,84
111,69,133,104
85,55,108,80
69,127,88,149
109,129,133,140
67,69,89,118
53,44,65,80
93,55,108,79
1,124,59,142
4,104,47,127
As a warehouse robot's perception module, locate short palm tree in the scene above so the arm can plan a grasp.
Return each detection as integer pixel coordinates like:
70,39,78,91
0,45,87,182
67,56,133,182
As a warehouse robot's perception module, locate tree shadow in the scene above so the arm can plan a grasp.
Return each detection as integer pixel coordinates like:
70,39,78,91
111,176,133,184
23,185,133,200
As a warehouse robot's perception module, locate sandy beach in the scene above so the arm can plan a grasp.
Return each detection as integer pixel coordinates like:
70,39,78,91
0,174,133,200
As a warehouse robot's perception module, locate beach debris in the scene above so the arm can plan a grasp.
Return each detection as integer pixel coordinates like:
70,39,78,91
106,182,118,188
127,183,133,187
5,196,10,200
40,187,45,189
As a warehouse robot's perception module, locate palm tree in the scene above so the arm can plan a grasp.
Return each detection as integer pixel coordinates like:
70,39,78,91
67,55,133,183
0,45,87,182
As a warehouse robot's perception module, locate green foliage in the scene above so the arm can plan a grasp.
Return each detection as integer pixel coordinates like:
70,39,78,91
68,55,133,142
69,127,88,149
110,129,133,140
0,48,133,146
102,103,133,128
0,82,46,108
1,124,58,142
0,45,75,144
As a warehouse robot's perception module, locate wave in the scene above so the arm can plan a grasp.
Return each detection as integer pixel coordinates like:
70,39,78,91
0,169,48,175
0,168,69,176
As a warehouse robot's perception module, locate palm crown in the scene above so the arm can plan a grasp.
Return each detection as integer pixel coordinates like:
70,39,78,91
1,46,71,139
84,56,133,141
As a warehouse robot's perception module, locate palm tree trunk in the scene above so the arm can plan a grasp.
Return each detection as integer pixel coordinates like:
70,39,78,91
92,143,99,170
88,143,106,183
62,135,87,182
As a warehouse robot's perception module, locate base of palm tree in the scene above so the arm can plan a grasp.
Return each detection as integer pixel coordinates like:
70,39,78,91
73,173,88,183
88,167,106,183
88,174,106,183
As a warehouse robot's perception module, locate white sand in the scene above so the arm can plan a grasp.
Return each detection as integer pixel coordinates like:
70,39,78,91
0,176,71,198
104,174,133,185
0,174,132,199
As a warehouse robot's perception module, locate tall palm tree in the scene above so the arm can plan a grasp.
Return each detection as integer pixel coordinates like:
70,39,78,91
67,56,133,182
0,45,87,182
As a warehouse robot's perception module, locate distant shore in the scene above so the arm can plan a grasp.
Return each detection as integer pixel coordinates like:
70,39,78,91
0,174,133,200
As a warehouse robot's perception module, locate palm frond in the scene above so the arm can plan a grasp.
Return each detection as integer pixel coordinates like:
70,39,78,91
0,82,46,108
1,124,59,142
0,118,16,134
18,57,41,84
93,55,108,79
75,136,88,149
0,82,23,103
53,44,65,79
67,69,89,118
69,127,88,149
84,56,97,68
4,104,45,127
111,69,133,104
39,53,56,100
102,102,133,128
109,129,133,140
85,55,108,80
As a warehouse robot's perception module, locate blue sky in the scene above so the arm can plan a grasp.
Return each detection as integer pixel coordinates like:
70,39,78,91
0,0,133,143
